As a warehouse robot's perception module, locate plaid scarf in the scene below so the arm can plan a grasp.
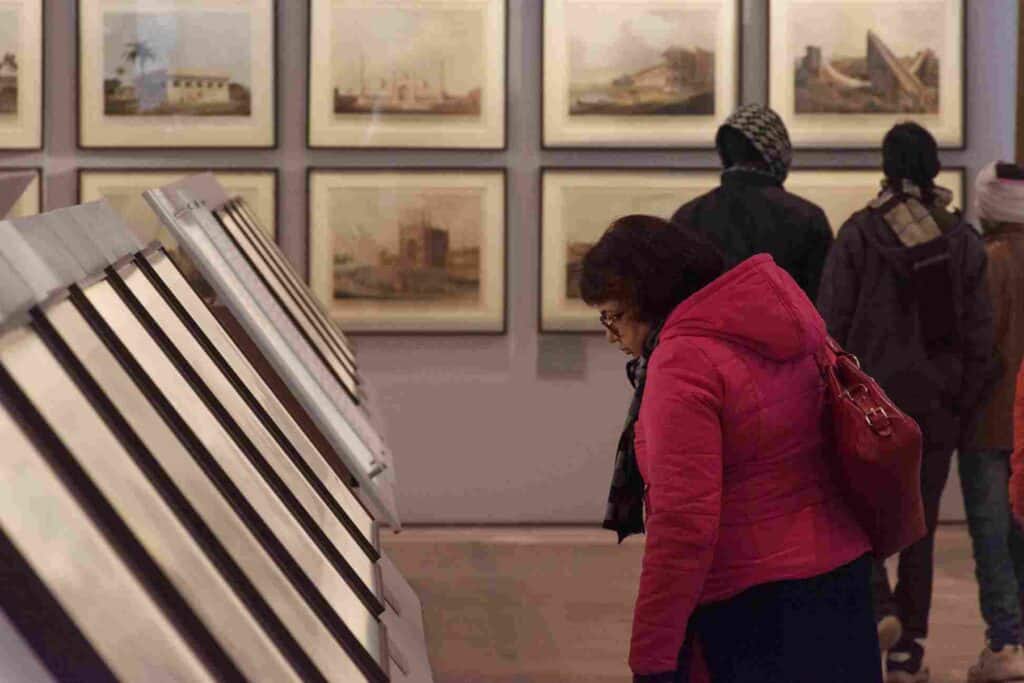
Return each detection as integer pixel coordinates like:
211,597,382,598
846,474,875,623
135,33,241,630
603,322,664,543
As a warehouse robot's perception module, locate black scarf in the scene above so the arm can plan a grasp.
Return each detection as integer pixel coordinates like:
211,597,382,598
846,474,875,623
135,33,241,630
603,322,663,543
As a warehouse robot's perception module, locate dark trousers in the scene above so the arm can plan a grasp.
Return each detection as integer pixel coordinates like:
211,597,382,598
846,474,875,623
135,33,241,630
872,444,955,641
675,555,881,683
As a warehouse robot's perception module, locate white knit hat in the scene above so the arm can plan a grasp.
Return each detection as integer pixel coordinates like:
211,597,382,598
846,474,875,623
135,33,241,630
975,162,1024,224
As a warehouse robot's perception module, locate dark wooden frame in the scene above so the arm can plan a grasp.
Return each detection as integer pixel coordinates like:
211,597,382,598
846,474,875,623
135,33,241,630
765,0,968,150
537,166,720,334
75,167,280,242
305,0,509,151
0,0,44,150
305,166,509,335
75,0,279,150
540,0,743,150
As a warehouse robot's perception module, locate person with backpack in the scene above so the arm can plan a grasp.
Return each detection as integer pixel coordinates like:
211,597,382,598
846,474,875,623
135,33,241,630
671,103,834,301
817,122,997,683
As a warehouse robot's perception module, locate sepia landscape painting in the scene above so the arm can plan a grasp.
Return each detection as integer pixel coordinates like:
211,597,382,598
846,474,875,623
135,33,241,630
566,4,717,117
0,10,18,117
78,171,276,276
791,4,944,115
542,170,718,330
309,171,505,332
330,6,484,118
327,187,484,304
102,10,252,117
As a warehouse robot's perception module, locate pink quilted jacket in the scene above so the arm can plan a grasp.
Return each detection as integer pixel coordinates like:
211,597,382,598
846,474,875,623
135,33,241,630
630,255,870,676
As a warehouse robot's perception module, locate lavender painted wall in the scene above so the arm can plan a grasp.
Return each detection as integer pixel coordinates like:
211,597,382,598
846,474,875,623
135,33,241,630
0,0,1015,523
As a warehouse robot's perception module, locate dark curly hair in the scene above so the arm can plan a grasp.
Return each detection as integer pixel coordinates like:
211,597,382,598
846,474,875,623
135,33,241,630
580,214,726,324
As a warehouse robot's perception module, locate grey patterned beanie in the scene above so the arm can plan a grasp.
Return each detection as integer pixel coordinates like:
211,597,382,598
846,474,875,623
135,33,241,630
718,104,793,182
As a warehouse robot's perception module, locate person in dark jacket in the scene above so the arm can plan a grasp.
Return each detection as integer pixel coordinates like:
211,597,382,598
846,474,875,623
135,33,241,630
671,103,833,300
817,122,996,683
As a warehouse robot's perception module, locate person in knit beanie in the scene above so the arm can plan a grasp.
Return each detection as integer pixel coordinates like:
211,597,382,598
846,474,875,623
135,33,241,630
670,104,834,301
964,161,1024,680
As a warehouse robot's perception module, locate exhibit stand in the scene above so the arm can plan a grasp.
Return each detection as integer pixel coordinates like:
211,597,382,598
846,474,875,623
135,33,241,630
0,193,433,682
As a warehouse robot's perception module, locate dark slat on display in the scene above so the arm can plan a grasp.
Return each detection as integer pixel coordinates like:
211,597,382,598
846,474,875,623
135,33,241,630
137,248,378,557
214,207,360,400
0,337,220,683
71,280,386,680
224,200,357,369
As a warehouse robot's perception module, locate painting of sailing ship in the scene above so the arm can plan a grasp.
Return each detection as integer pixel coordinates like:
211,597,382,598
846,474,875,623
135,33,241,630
791,4,944,114
331,6,484,117
0,10,19,116
102,10,252,116
567,4,717,116
330,188,483,303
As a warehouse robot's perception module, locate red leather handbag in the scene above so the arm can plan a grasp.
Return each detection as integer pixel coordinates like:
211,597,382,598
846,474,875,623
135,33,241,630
817,337,927,559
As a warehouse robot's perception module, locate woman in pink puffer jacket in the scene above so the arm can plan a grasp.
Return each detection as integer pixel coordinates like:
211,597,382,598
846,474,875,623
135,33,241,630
581,214,879,683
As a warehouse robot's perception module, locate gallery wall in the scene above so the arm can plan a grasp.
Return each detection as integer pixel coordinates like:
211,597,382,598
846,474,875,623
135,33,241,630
0,0,1017,523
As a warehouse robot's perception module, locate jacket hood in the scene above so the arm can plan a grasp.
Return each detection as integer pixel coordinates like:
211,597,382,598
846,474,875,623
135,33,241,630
659,255,825,362
855,206,972,273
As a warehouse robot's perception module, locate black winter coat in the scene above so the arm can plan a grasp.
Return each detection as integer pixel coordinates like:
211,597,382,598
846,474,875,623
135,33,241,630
817,205,996,449
671,170,834,301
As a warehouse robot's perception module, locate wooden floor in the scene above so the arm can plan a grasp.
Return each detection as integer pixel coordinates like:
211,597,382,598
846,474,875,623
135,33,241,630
383,525,985,683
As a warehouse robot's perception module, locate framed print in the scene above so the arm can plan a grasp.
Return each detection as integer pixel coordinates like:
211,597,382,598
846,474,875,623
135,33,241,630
769,0,965,148
543,0,739,148
0,0,42,149
308,169,506,333
78,0,276,148
541,168,718,331
785,167,966,233
79,169,276,257
307,0,506,149
3,168,41,218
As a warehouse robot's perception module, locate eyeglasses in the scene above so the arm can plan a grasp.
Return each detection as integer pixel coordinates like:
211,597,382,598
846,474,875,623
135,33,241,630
599,310,626,336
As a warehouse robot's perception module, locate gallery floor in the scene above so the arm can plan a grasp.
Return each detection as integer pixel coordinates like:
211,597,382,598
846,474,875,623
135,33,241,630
384,526,985,683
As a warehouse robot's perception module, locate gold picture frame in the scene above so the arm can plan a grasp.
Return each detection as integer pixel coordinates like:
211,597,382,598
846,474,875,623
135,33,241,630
540,168,719,332
543,0,740,148
78,168,277,255
4,169,41,219
78,0,277,149
784,167,966,234
308,168,506,333
307,0,507,149
768,0,966,149
0,0,42,149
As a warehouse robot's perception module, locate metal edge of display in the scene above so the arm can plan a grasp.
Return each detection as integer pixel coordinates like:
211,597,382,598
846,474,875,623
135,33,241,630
144,184,401,529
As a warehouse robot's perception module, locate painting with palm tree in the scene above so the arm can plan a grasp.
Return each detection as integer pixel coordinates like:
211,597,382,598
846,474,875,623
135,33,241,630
103,10,253,116
0,11,20,116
